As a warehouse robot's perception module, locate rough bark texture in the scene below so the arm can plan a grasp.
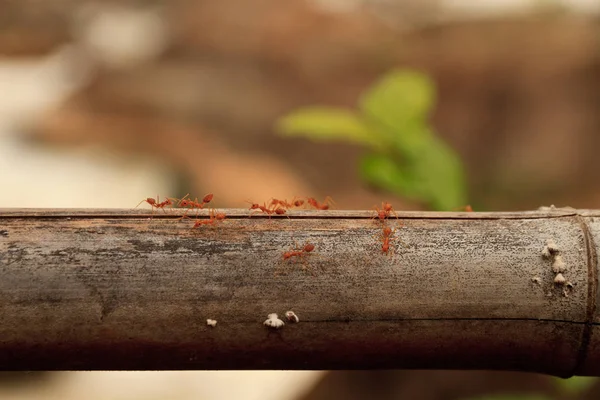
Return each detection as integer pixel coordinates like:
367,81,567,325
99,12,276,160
1,207,599,375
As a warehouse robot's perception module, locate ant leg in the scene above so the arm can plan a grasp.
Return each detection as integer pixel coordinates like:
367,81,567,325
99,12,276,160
249,209,264,218
179,208,192,221
299,254,317,276
390,230,406,251
370,206,379,218
148,205,157,220
177,193,191,207
266,198,278,210
323,196,336,208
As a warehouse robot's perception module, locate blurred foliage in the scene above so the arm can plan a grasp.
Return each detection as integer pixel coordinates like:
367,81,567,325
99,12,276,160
554,376,597,396
276,69,467,211
462,396,551,400
459,376,598,400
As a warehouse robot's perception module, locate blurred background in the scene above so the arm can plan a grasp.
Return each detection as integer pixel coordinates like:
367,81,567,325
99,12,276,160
2,0,600,398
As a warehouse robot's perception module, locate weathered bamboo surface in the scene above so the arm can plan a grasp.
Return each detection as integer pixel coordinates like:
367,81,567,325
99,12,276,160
1,207,600,375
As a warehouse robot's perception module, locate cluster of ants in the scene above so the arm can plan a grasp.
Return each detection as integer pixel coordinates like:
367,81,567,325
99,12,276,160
136,193,225,228
136,194,404,269
136,194,334,222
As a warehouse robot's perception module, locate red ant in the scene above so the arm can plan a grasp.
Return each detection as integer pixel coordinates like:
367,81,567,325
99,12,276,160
453,205,473,212
282,242,316,274
178,193,214,218
282,242,315,261
269,197,305,210
306,196,335,210
135,195,175,217
192,209,226,228
292,198,305,208
372,201,398,222
247,201,287,218
381,226,395,255
375,225,404,256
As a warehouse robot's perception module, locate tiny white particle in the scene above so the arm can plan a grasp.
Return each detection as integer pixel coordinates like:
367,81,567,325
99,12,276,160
531,277,541,285
206,319,217,327
552,255,566,273
541,247,551,258
546,239,559,252
285,311,300,323
554,273,566,285
542,239,559,258
264,313,284,329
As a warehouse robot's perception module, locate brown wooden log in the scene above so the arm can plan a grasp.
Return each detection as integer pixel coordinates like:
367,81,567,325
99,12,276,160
0,207,599,375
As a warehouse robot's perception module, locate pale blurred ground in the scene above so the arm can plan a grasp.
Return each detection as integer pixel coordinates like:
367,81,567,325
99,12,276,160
0,0,599,399
0,372,323,400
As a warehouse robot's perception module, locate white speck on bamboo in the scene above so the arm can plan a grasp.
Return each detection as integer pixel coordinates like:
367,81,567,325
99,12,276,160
264,313,284,329
285,311,300,323
542,239,559,259
552,255,566,273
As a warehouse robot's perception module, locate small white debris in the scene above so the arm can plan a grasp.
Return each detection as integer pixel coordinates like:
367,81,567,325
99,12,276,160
554,273,566,285
538,205,575,211
206,319,217,327
542,239,559,258
563,288,570,298
546,239,559,253
566,282,574,289
263,313,284,329
285,311,300,323
542,248,551,258
552,255,566,273
531,277,541,285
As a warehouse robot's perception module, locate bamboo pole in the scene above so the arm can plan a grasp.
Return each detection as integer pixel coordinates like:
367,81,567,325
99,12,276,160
0,207,599,376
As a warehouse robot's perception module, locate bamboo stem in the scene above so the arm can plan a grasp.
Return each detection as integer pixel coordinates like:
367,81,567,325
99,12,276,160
0,207,599,376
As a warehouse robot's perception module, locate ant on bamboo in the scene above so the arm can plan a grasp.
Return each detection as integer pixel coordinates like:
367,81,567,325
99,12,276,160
269,197,304,210
280,241,317,275
135,195,175,217
306,196,335,210
178,193,213,218
375,223,404,256
282,242,315,261
372,201,398,222
247,201,287,218
380,226,395,255
192,209,226,228
453,205,473,212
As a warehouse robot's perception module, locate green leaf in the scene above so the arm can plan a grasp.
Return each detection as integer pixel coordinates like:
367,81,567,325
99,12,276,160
275,107,383,149
407,135,468,211
359,69,435,137
359,135,468,211
359,153,421,199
